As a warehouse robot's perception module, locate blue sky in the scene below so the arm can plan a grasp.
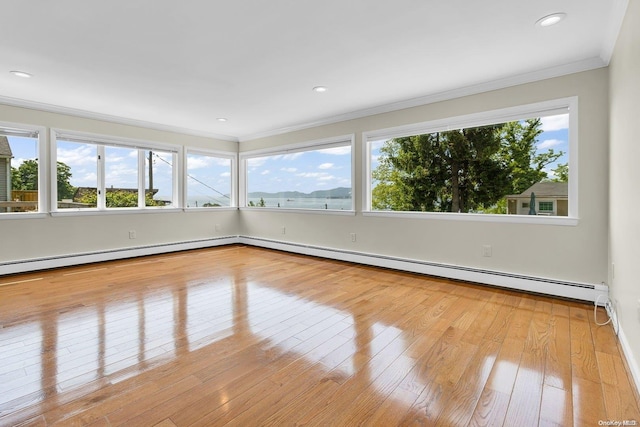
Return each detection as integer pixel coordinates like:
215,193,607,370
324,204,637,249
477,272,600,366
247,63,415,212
246,145,352,194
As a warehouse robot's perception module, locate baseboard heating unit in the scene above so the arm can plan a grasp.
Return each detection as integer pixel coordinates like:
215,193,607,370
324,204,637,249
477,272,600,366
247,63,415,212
1,235,608,305
0,236,238,277
238,236,609,306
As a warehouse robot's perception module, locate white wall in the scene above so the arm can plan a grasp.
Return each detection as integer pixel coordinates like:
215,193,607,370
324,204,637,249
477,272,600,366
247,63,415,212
0,104,239,262
240,69,610,286
609,0,640,386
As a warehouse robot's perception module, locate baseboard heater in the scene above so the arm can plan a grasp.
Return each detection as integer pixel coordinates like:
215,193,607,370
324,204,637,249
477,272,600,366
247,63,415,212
0,236,238,276
1,235,608,305
238,236,609,306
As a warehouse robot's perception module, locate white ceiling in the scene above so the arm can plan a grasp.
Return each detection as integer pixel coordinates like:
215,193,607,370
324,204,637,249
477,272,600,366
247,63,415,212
0,0,627,141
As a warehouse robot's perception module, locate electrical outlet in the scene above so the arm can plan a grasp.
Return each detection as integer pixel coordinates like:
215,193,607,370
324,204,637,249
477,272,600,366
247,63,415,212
129,230,136,239
350,233,356,242
482,245,492,257
281,226,286,235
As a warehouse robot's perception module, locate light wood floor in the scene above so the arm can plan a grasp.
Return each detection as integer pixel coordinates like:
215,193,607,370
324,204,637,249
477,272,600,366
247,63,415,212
0,246,638,426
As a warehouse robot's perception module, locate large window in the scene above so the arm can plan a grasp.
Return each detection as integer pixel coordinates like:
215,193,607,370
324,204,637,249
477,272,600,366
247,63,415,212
240,136,353,211
53,131,179,211
365,98,576,221
186,150,235,208
0,124,45,215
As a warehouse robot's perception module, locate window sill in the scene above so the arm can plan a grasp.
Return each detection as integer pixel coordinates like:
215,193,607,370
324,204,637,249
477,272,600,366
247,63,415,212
363,210,578,225
184,207,238,212
240,207,356,216
0,213,48,220
50,207,183,217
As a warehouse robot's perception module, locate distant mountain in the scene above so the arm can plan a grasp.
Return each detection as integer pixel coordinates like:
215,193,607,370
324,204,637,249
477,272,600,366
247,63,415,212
248,187,351,199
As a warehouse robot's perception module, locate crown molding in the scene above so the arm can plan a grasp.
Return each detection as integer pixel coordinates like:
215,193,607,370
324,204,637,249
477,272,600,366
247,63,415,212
0,56,610,144
600,0,629,65
238,56,607,142
0,95,239,143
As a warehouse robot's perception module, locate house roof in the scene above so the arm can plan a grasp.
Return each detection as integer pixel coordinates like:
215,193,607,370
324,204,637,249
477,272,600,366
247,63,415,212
0,136,12,158
507,181,568,198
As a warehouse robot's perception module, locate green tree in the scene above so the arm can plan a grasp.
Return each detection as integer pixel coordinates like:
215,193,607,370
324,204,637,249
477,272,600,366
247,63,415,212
258,197,266,207
498,119,562,194
79,190,162,207
56,162,76,200
11,159,39,190
371,119,564,213
11,160,77,199
551,163,569,182
373,124,508,213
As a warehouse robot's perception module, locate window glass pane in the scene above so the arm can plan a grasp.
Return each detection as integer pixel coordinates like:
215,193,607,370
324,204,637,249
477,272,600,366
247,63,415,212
370,114,569,216
105,146,139,208
56,140,98,209
1,132,39,213
246,144,352,210
186,153,232,208
144,150,173,207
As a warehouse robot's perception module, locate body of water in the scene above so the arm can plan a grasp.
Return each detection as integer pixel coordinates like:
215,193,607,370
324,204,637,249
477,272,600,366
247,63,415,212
248,197,352,210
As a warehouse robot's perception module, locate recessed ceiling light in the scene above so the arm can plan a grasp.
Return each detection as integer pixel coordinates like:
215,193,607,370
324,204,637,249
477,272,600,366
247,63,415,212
536,13,566,27
10,70,32,78
216,118,227,122
312,86,328,93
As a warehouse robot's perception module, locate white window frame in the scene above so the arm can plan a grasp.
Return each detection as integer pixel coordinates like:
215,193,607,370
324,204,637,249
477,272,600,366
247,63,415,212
184,148,237,210
0,121,47,219
239,134,355,214
51,129,181,215
363,97,578,225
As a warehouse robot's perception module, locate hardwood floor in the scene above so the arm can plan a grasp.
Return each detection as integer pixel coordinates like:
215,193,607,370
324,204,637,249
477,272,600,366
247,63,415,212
0,245,638,426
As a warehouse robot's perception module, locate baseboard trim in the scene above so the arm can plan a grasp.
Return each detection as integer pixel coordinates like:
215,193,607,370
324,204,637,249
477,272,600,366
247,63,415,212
238,236,609,305
618,323,640,397
0,236,240,276
2,235,609,305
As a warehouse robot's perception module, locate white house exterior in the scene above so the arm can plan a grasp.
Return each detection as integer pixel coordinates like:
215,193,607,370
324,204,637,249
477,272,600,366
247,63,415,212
506,181,568,216
0,136,11,203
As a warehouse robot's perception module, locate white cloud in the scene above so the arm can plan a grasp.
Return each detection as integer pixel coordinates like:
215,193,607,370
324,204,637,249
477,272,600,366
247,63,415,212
317,146,351,155
280,167,297,172
297,172,324,178
261,170,270,175
540,114,569,132
57,145,96,167
281,152,304,161
247,157,267,167
187,157,211,169
537,139,563,150
318,163,334,170
220,172,231,177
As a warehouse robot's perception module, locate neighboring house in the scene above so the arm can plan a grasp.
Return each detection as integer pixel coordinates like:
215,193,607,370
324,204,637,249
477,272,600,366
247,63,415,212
506,181,568,216
0,136,12,202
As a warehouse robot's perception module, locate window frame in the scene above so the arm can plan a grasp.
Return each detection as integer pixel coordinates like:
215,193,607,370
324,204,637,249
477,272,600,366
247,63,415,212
183,147,237,210
0,121,47,219
239,134,355,214
51,129,181,215
363,97,578,225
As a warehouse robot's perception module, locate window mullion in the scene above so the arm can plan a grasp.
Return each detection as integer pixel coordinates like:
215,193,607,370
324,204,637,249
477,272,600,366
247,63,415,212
97,145,106,210
138,149,145,208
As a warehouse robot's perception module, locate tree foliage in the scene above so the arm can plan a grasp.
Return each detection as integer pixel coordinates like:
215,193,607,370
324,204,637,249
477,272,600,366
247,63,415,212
78,190,162,207
11,160,77,200
11,160,39,190
372,119,564,213
552,163,569,182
